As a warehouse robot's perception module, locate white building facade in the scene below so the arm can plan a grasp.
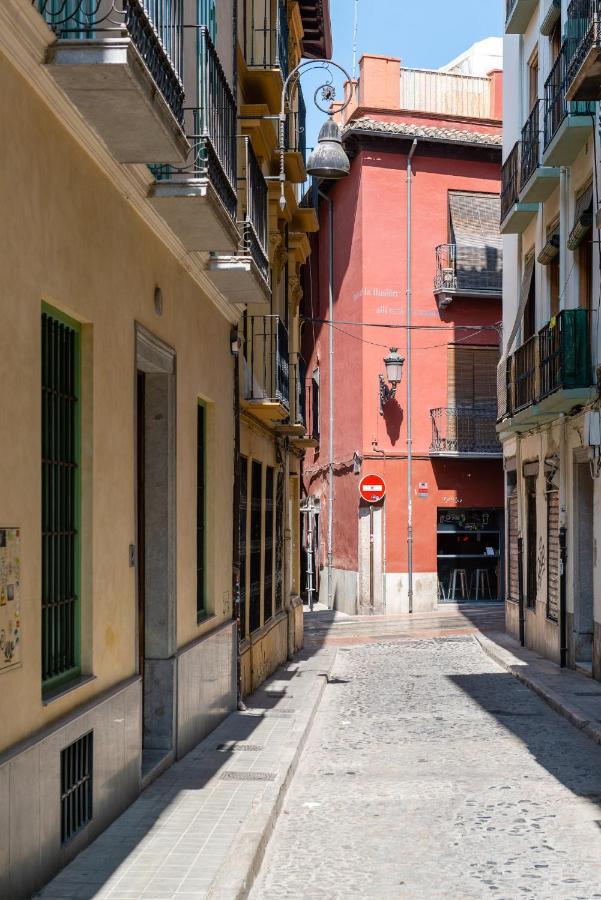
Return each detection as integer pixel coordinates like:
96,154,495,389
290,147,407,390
500,0,601,674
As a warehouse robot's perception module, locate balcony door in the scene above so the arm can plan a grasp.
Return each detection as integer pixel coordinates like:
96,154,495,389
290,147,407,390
573,461,594,669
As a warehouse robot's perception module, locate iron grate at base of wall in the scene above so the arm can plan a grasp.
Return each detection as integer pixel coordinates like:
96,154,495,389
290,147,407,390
220,771,276,781
216,742,265,752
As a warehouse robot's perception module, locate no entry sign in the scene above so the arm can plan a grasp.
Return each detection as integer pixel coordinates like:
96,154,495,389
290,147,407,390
359,474,386,504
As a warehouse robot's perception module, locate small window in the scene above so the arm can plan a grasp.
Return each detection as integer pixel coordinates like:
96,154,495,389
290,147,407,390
61,732,93,844
197,403,206,620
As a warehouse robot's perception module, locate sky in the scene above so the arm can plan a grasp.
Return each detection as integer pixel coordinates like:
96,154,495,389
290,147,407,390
303,0,504,150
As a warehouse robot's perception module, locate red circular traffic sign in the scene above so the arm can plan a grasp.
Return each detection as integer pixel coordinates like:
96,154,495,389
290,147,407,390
359,474,386,504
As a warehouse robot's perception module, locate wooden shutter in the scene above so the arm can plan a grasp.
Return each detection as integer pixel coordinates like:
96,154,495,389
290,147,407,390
508,494,519,602
447,346,499,407
547,489,559,621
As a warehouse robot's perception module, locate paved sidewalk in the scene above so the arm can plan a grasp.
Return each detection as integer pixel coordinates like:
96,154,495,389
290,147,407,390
477,631,601,747
37,645,336,900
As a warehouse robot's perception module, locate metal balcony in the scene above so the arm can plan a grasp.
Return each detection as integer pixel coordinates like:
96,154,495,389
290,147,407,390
430,406,501,458
241,0,289,106
284,85,307,183
35,0,188,164
519,101,560,204
274,354,309,438
434,244,502,299
148,28,238,251
500,142,538,234
565,0,601,100
543,41,595,165
505,0,538,33
206,137,270,308
499,310,594,431
241,315,290,423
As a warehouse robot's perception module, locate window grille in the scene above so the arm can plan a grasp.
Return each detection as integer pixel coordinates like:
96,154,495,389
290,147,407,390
249,461,262,633
41,311,80,687
239,456,248,638
264,467,274,622
508,494,519,602
197,404,206,619
61,731,93,844
547,489,560,621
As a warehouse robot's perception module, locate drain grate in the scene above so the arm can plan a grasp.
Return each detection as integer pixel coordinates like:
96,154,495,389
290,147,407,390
220,771,275,782
216,742,264,753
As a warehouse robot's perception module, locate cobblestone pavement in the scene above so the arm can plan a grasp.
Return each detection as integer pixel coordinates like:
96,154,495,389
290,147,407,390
251,634,601,899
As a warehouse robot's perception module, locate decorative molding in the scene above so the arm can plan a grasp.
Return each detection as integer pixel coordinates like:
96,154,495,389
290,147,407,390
1,0,238,325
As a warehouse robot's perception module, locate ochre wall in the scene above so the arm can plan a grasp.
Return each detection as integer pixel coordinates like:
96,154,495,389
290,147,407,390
0,54,234,750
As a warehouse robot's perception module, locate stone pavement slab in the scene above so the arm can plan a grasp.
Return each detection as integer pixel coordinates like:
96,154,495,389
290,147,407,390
37,646,336,900
476,631,601,746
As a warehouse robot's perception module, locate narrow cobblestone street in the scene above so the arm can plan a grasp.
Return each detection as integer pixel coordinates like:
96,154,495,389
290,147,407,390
252,626,601,899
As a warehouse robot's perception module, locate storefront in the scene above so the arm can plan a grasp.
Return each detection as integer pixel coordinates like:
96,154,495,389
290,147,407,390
437,508,504,602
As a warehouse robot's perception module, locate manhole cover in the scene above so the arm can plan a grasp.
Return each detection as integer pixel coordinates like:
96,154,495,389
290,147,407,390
216,742,264,752
220,771,275,782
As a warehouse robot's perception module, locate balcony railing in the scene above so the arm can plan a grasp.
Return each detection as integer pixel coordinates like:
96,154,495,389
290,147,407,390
285,86,307,158
295,355,307,427
544,40,596,148
430,406,500,456
242,0,289,78
35,0,185,126
434,243,502,297
566,0,601,92
503,309,592,417
501,142,520,221
239,137,269,283
243,315,289,407
520,102,541,190
152,27,237,221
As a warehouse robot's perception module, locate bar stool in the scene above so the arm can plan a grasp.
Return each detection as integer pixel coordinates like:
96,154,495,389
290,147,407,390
471,568,492,601
448,568,469,601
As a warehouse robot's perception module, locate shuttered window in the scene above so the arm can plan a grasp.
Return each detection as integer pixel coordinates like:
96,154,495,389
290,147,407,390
41,310,80,688
447,346,498,407
508,494,519,602
249,461,262,633
239,456,248,638
547,489,560,621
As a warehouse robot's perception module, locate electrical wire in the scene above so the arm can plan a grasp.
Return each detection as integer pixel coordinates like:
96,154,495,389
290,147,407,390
302,315,500,333
327,321,495,352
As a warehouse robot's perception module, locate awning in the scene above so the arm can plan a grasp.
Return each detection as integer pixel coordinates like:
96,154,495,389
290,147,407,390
540,0,561,36
538,223,560,265
567,182,593,250
448,192,502,292
505,252,535,355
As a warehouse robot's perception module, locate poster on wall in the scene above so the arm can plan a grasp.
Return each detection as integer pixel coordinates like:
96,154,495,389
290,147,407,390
0,528,21,673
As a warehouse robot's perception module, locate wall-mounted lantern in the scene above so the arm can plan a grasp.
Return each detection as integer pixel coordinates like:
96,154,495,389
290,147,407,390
379,347,404,415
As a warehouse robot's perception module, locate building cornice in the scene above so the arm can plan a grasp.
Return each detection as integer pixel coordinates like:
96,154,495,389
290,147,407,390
1,0,239,325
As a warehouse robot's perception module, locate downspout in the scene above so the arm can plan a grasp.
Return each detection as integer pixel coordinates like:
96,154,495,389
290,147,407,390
406,138,418,614
319,188,335,610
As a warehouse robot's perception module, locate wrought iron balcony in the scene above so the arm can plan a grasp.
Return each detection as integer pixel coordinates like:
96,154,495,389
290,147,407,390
501,142,538,234
239,137,269,285
430,406,501,457
520,102,541,191
434,244,502,298
242,0,289,78
565,0,601,100
506,0,538,33
148,27,238,251
295,355,307,427
35,0,188,163
242,315,290,422
544,41,595,165
500,310,593,425
284,85,307,181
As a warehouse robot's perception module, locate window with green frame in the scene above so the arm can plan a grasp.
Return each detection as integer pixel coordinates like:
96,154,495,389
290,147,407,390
197,402,207,619
41,308,81,689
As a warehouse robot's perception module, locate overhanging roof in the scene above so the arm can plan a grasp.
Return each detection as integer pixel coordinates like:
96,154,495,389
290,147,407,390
298,0,333,60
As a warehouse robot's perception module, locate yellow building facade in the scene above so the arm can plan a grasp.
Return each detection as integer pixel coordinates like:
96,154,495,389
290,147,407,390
0,0,328,895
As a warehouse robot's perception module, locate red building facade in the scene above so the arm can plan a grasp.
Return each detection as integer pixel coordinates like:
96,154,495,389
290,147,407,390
301,47,505,614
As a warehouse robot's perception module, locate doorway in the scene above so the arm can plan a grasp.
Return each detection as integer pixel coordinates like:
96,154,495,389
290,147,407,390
135,326,177,778
525,477,537,609
573,461,594,671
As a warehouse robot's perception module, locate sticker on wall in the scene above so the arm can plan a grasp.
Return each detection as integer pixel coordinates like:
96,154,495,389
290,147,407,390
416,482,429,499
0,528,22,674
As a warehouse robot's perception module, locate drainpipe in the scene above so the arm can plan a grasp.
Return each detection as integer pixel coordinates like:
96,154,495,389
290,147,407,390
406,139,418,614
319,188,335,610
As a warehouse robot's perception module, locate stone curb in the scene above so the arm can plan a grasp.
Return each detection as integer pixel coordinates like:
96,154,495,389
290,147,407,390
474,633,601,748
207,650,338,900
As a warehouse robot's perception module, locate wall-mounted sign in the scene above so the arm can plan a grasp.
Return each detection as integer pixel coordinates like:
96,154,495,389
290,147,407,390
359,474,386,504
0,528,21,673
416,482,429,499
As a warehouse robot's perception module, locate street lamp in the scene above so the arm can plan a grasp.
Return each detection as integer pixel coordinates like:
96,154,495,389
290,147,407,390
306,118,350,180
379,347,404,415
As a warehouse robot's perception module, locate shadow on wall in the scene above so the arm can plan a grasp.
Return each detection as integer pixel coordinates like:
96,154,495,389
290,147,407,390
384,399,403,445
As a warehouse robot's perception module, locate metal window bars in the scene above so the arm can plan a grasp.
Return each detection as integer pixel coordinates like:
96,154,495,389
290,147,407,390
434,243,503,296
242,0,289,78
430,406,500,455
152,26,237,222
501,142,520,222
544,40,596,148
238,136,269,283
61,732,93,844
243,315,290,407
284,83,307,158
34,0,185,126
513,334,538,411
295,355,307,427
520,100,541,191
